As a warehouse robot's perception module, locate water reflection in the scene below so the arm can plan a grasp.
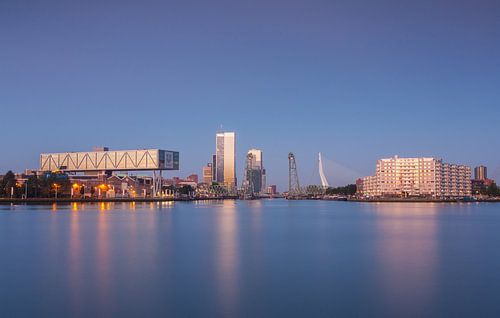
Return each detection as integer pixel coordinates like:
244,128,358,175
215,200,240,316
373,203,438,316
96,207,112,314
68,209,83,313
99,202,112,211
248,200,263,232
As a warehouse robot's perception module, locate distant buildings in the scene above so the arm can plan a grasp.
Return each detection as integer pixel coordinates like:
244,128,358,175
267,185,277,196
202,164,213,184
186,174,198,184
215,131,236,187
472,165,495,194
358,156,472,198
474,166,488,181
247,148,266,193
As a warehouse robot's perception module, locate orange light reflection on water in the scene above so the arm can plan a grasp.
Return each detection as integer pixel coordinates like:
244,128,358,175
216,200,240,316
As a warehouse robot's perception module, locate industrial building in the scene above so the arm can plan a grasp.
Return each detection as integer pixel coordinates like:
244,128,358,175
40,148,179,173
38,147,179,198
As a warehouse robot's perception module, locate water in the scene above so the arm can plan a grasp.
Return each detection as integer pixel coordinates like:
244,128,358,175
0,200,499,317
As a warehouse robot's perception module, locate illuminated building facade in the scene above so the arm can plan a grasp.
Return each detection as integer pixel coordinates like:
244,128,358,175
202,164,213,184
359,156,471,198
474,166,487,181
215,132,236,187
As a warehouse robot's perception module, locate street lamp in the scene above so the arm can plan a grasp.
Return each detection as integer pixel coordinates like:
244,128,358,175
71,183,80,198
53,183,60,199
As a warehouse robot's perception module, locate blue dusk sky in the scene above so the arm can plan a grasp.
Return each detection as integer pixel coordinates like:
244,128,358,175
1,0,499,189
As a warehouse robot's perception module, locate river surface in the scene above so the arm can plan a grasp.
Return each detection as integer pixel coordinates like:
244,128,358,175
0,200,499,317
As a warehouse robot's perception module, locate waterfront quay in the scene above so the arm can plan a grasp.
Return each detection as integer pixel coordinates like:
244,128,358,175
0,196,238,205
2,195,499,205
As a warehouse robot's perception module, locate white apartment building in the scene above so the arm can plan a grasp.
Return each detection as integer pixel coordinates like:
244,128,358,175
359,156,471,198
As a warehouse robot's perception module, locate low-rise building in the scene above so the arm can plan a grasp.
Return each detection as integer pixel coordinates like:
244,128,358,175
267,185,277,195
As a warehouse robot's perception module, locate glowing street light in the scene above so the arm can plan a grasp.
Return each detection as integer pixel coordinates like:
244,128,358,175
71,183,80,198
53,183,61,199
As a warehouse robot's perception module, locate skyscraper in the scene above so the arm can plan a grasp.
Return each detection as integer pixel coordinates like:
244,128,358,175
474,166,488,180
247,148,266,193
211,154,217,182
215,132,236,187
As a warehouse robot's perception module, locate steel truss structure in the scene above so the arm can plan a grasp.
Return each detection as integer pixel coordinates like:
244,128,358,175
40,149,179,172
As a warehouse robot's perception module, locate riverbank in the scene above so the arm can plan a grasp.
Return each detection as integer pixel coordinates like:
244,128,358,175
346,197,500,203
0,197,238,205
1,196,499,205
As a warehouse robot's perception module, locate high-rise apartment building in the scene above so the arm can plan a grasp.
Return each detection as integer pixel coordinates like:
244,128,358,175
474,166,487,180
359,156,471,198
247,148,266,193
215,132,236,187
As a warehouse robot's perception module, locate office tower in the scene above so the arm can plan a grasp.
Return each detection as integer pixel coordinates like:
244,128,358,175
247,148,265,193
359,156,472,198
202,164,213,184
211,154,217,182
215,132,236,187
474,166,487,181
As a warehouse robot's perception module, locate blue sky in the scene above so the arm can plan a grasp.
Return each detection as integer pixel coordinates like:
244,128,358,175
1,0,499,189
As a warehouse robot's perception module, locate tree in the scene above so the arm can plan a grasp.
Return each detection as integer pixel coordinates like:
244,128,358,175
325,184,357,196
0,171,17,197
37,172,71,198
487,183,499,197
26,174,41,198
179,185,194,196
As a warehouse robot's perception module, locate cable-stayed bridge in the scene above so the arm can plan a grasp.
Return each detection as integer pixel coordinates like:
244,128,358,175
287,152,362,199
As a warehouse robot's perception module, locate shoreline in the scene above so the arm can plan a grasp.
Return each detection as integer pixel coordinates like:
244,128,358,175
0,197,235,205
346,198,500,203
0,197,499,205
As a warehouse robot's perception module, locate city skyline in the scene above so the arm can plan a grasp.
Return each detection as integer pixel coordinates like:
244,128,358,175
0,0,499,189
0,133,499,191
1,1,500,317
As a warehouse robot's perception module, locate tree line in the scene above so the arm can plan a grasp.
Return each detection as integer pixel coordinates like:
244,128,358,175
325,184,357,196
0,171,71,198
483,183,500,197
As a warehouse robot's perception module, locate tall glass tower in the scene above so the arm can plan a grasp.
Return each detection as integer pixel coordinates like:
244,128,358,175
248,148,265,193
216,132,236,187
